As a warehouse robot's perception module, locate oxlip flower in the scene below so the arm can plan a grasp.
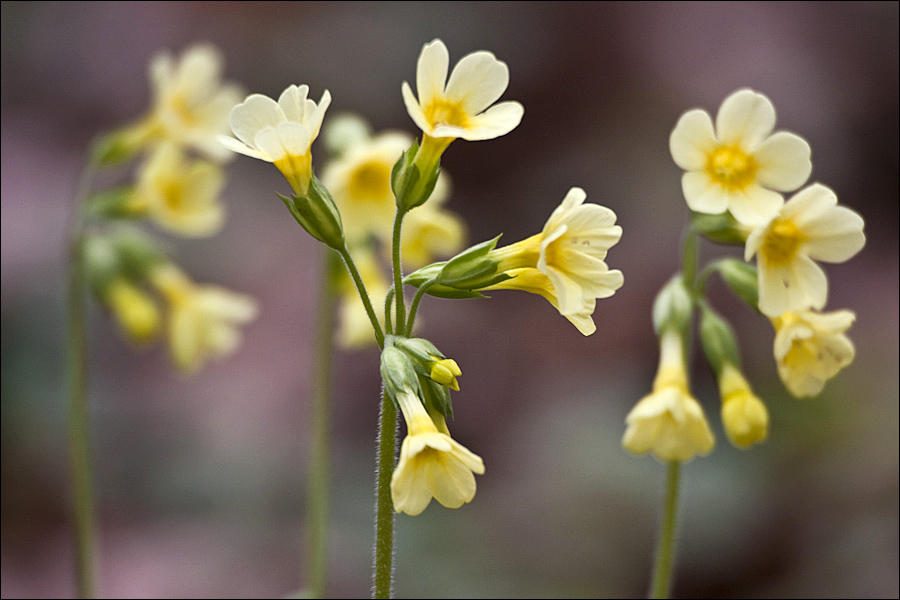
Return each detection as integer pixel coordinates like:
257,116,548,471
218,84,331,196
772,308,856,398
623,330,715,462
391,388,484,516
670,88,811,226
486,187,623,335
745,184,865,317
718,363,769,449
151,264,258,374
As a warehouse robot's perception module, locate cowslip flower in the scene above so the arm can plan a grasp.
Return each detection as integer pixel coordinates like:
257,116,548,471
772,309,856,398
102,277,162,344
151,264,258,374
718,363,769,449
623,329,715,462
218,84,331,196
670,88,811,226
745,184,865,317
129,142,226,237
400,200,466,270
486,187,623,335
402,39,524,168
391,388,484,516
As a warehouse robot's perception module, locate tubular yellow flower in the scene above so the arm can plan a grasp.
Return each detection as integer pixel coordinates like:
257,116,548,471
151,265,258,374
218,84,331,196
623,330,715,462
772,309,856,398
745,184,865,317
129,142,226,237
486,187,623,335
103,278,161,344
390,388,484,516
670,88,812,226
718,363,769,449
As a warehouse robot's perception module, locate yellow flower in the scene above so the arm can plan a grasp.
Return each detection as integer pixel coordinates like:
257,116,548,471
129,142,226,237
400,199,466,270
218,84,331,195
772,309,856,398
391,389,484,516
623,330,715,462
669,88,811,226
486,187,623,335
151,265,258,374
103,277,162,344
718,363,769,449
745,184,865,316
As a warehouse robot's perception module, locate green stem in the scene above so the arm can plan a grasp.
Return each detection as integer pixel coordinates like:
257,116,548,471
682,228,699,288
67,154,99,599
307,250,340,598
650,460,682,599
405,280,433,337
384,287,395,336
337,246,384,348
372,390,398,598
390,211,407,334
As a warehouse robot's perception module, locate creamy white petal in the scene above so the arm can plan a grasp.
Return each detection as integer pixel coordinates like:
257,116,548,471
753,131,812,191
216,135,270,160
274,121,313,157
252,128,289,162
682,171,728,214
444,51,509,114
727,184,784,227
277,84,310,122
402,82,433,134
454,101,524,140
669,109,717,170
230,94,286,147
802,206,866,262
416,39,450,108
308,90,332,140
716,89,776,148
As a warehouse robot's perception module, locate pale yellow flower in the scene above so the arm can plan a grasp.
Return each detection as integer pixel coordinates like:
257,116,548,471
218,84,331,195
103,277,162,344
487,187,623,335
772,309,856,398
745,184,865,316
400,201,466,269
670,88,811,226
623,330,715,462
391,389,484,516
718,363,769,449
129,142,225,237
151,265,258,374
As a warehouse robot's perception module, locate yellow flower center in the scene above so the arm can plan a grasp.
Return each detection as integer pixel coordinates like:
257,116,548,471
169,94,199,127
348,161,392,201
705,145,758,189
761,219,805,267
162,181,185,212
424,98,471,129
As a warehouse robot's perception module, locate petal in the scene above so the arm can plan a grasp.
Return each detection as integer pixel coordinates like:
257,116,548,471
544,187,586,233
753,131,812,191
802,206,866,262
716,89,776,148
416,39,449,108
428,457,477,509
455,101,524,140
252,128,289,162
542,265,585,316
230,94,286,147
669,109,717,171
216,135,271,161
565,310,597,336
174,45,223,104
277,84,310,122
274,121,313,157
444,51,510,114
308,90,332,141
402,82,432,134
682,172,728,214
781,183,836,221
727,184,785,227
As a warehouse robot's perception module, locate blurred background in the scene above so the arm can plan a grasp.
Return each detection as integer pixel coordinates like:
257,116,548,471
2,2,897,598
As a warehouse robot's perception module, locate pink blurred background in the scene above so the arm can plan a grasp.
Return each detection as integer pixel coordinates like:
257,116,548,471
2,2,897,598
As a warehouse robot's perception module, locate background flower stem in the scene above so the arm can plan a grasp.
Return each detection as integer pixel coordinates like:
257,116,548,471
650,460,682,599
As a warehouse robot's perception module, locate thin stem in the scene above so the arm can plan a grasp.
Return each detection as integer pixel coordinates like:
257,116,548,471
650,460,682,599
337,245,384,348
681,228,699,288
390,211,407,334
405,280,433,337
306,250,340,598
372,390,398,599
67,153,100,599
384,287,395,336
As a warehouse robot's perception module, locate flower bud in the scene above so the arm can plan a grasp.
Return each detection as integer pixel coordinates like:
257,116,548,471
719,364,769,449
699,305,741,376
652,275,693,335
391,140,442,212
716,259,759,311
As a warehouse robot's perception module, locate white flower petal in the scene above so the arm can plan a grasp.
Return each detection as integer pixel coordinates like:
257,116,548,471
275,122,313,157
216,135,270,160
455,101,524,140
754,131,812,191
444,50,509,114
727,184,784,227
416,39,450,108
253,128,289,162
716,89,776,148
277,84,310,122
669,109,717,170
230,94,286,147
402,82,432,134
682,172,728,214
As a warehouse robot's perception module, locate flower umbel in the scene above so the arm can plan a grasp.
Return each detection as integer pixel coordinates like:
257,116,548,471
486,187,624,335
218,84,331,195
745,184,865,316
718,363,769,449
772,309,856,397
670,88,812,226
623,330,715,462
390,389,484,516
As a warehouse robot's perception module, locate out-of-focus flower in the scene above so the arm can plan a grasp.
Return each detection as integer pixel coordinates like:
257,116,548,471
102,277,162,344
486,187,623,335
772,308,856,398
218,84,331,195
401,200,466,270
718,363,769,449
669,88,811,226
151,264,258,374
390,388,484,516
745,184,865,316
129,142,225,237
623,330,715,462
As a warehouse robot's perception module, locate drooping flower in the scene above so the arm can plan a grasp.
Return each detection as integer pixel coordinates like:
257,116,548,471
718,363,769,449
623,329,715,462
669,88,812,226
745,184,865,316
218,84,331,195
486,187,624,335
151,264,258,374
772,308,856,398
129,142,226,237
391,388,484,516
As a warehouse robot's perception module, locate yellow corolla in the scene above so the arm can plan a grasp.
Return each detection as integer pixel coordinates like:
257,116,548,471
718,363,769,449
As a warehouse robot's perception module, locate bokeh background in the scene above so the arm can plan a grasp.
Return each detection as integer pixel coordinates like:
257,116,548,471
2,2,898,598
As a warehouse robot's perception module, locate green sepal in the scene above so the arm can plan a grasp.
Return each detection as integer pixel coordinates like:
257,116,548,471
699,304,741,376
82,231,166,297
379,344,420,411
277,176,344,250
716,259,760,312
391,140,441,212
691,211,751,245
652,275,694,335
418,373,454,420
91,130,142,167
86,186,138,219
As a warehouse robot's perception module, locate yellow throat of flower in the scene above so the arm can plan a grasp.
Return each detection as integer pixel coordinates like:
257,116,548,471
424,98,471,130
275,152,313,196
705,145,758,190
761,219,805,267
348,161,392,202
